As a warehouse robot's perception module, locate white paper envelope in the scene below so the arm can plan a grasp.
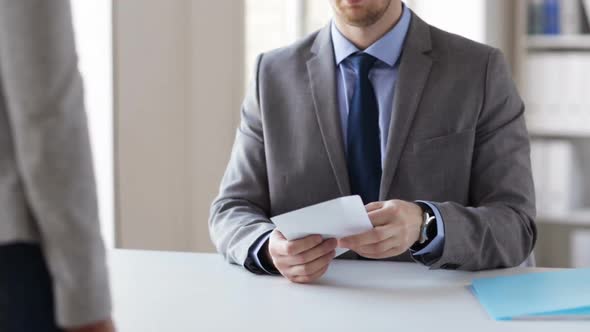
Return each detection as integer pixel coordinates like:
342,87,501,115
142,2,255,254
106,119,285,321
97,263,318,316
271,195,373,256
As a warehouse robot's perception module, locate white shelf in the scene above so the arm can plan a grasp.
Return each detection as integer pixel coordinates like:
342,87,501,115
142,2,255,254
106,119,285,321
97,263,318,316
527,35,590,51
527,124,590,139
528,128,590,139
537,209,590,227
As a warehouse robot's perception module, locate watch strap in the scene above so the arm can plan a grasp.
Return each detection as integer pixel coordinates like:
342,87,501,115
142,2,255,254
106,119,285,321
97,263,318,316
411,202,437,252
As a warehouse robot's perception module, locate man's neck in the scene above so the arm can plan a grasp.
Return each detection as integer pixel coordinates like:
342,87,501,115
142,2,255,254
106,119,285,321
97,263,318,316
334,2,403,50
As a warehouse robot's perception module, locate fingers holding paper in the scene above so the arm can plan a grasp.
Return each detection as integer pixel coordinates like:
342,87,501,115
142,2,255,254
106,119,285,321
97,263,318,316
267,230,337,283
338,200,422,259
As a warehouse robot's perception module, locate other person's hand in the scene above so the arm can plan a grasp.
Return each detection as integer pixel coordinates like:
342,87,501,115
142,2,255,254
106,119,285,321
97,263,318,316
338,200,422,259
65,319,116,332
266,230,337,283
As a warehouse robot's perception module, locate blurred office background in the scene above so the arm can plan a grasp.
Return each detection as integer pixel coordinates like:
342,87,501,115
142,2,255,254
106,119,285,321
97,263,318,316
71,0,590,268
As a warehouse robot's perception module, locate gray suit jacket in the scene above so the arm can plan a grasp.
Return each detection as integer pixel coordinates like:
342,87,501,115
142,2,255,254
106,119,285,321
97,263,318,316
0,0,111,327
210,12,536,272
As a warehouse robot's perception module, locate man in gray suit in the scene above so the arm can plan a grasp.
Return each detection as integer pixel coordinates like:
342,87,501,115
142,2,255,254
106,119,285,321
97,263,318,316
0,1,114,331
210,0,536,283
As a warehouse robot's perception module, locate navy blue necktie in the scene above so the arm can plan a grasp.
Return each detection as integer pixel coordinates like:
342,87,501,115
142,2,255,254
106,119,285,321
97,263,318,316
347,53,381,204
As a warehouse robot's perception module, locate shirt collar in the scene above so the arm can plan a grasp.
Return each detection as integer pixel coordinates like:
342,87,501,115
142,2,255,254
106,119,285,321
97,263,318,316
331,4,411,67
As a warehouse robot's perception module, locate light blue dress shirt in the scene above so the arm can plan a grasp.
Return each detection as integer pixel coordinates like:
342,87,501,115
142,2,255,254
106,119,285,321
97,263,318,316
250,5,444,274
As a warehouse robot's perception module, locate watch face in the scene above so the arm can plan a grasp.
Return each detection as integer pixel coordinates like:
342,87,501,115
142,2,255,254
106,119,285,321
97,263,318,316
426,216,437,240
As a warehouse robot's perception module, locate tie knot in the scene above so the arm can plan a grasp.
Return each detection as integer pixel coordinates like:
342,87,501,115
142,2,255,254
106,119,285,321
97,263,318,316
349,52,377,76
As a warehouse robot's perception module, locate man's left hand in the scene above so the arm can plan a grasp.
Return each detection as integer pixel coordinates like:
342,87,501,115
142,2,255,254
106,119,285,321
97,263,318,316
338,200,423,259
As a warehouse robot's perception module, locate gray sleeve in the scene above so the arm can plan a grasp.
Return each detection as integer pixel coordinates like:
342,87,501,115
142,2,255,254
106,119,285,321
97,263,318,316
0,0,111,327
429,49,537,271
209,54,276,269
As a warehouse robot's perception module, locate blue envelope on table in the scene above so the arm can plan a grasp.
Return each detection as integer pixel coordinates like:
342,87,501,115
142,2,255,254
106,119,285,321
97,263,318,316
471,268,590,320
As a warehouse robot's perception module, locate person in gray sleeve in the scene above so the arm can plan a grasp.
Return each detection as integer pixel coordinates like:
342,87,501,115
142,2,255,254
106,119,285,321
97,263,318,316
0,1,114,331
210,0,536,283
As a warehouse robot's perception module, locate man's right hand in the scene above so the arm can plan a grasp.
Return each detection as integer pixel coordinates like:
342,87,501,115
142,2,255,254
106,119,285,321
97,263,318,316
266,230,337,283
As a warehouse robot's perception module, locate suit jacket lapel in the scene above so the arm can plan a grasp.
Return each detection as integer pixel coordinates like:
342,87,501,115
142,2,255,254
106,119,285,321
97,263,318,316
306,26,351,196
380,13,434,200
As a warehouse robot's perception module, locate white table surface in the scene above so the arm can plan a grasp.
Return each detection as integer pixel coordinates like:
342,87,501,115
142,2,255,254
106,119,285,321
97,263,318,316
110,250,588,332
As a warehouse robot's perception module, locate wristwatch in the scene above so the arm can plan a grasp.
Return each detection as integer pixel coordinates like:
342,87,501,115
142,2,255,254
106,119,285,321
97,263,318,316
412,202,437,251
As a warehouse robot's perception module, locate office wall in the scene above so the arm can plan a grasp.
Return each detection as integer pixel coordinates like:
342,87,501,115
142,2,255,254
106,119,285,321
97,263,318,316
71,0,114,248
114,0,243,252
484,0,516,64
408,0,486,42
407,0,514,63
